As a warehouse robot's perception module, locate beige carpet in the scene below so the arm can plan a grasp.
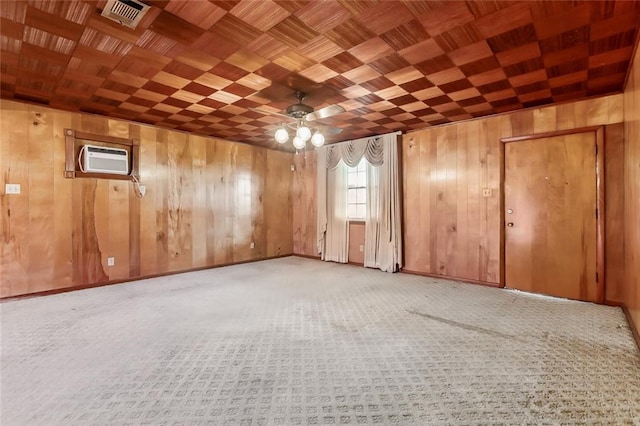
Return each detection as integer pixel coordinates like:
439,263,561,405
1,256,639,425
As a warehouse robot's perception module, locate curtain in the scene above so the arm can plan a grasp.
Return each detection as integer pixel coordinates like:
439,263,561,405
317,131,402,271
317,148,348,262
364,133,402,272
323,162,348,262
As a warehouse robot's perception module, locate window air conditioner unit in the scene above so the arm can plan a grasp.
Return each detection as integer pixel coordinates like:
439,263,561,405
83,145,129,175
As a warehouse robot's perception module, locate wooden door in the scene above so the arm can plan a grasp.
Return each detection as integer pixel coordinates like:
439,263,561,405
504,133,598,302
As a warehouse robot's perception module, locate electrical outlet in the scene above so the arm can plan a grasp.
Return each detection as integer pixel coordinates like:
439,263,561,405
250,242,255,249
359,245,364,252
107,257,115,266
5,184,20,194
482,188,492,197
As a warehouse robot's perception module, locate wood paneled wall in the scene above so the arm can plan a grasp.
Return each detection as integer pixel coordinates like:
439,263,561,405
291,94,626,302
403,94,625,300
348,222,365,265
0,100,293,298
624,45,640,334
292,152,318,257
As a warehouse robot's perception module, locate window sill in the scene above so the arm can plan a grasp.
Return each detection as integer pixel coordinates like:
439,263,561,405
348,220,365,224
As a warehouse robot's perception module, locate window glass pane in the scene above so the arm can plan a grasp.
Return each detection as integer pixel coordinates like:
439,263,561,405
358,159,367,172
356,204,366,219
347,204,357,218
348,171,357,187
348,188,357,203
356,188,366,203
357,171,366,187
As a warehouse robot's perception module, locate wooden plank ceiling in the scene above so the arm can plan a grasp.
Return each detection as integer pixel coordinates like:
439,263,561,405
1,0,639,150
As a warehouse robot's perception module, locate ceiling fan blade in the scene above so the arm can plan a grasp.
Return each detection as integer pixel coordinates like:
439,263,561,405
248,107,292,120
255,82,295,101
305,104,345,121
319,125,343,135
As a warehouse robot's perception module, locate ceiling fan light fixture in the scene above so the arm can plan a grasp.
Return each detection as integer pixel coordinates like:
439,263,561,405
296,124,311,142
311,131,325,147
292,136,306,150
274,127,289,144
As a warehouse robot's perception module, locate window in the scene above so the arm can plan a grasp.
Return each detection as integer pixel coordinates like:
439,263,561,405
347,159,367,219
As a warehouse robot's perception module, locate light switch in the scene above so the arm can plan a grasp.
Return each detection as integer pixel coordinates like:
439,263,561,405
5,184,21,194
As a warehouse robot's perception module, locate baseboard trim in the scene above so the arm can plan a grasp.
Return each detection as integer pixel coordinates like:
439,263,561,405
348,261,364,266
1,254,293,302
293,254,321,260
621,304,640,352
401,269,502,288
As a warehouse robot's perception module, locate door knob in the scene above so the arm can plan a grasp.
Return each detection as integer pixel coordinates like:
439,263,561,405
507,222,514,227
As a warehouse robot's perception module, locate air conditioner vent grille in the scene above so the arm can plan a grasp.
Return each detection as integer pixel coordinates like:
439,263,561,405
101,0,150,29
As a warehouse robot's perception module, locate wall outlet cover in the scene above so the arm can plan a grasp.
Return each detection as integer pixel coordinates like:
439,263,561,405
5,183,21,194
482,188,492,197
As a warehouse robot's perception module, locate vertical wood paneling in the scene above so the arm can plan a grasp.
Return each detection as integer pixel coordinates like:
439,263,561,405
289,94,625,288
212,141,234,265
168,131,192,272
292,152,318,257
0,100,294,298
399,94,624,285
624,45,640,333
265,150,293,257
27,109,55,293
0,101,29,296
52,110,73,288
418,132,431,272
128,125,141,278
465,120,480,280
190,135,207,268
205,139,219,266
402,135,420,271
251,147,266,260
347,222,365,264
139,126,157,276
93,179,110,281
233,144,252,263
109,180,130,280
155,129,169,274
604,124,625,303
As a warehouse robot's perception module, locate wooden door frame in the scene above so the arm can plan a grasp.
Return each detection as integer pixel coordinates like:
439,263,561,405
499,126,605,304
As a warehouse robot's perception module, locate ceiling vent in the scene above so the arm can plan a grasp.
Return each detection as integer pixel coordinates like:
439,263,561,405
101,0,150,29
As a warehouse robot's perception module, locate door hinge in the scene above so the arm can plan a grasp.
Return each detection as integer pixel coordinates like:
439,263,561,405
595,144,598,155
595,208,598,219
596,272,599,283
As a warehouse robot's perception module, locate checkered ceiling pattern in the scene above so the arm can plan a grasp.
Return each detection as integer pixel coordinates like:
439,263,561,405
1,0,639,150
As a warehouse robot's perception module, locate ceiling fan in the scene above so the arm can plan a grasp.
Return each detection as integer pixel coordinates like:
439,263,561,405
251,84,345,149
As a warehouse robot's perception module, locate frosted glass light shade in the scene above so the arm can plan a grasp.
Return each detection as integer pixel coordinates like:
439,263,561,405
274,127,289,144
296,125,311,141
311,132,325,147
292,136,306,150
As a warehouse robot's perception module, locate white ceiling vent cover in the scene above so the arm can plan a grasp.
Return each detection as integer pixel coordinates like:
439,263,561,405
101,0,150,29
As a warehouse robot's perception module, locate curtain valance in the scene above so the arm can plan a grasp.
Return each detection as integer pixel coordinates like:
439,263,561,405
324,131,401,169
